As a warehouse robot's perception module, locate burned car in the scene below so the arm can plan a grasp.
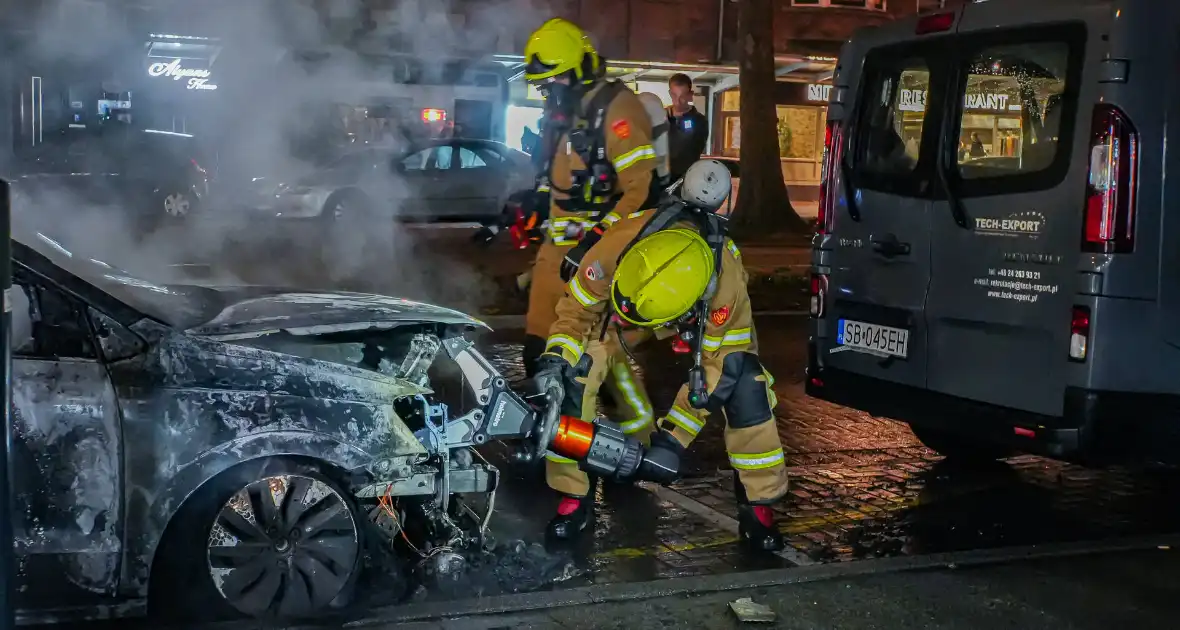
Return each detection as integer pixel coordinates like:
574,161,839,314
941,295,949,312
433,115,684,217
9,232,545,624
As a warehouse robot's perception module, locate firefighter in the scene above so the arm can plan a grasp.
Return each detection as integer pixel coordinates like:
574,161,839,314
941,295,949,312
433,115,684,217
521,18,664,535
522,18,658,373
536,160,788,551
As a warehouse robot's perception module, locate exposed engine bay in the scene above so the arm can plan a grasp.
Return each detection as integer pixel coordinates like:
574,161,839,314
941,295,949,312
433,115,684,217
229,323,668,572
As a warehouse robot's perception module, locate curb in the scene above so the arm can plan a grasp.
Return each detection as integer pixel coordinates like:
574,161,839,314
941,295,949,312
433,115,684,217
332,533,1180,627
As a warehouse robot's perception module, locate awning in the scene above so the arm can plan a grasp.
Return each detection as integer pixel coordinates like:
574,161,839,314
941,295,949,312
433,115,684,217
493,53,836,90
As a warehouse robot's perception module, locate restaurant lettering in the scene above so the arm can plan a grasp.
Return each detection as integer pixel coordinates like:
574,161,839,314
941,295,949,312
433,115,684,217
147,59,218,91
899,88,1016,112
806,84,833,102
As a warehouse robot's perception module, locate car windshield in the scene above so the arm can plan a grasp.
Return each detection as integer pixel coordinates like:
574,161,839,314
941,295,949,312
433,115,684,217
15,228,226,329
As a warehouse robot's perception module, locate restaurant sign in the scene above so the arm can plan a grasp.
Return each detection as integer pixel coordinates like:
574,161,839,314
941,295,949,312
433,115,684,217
147,59,218,91
900,88,1020,113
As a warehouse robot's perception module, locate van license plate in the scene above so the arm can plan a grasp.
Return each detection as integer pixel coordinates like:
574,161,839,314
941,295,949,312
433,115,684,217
837,319,909,358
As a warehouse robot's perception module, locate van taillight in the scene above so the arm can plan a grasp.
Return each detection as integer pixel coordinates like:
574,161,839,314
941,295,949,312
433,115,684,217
915,12,955,35
1069,305,1090,362
1082,105,1138,253
817,120,843,235
809,273,828,318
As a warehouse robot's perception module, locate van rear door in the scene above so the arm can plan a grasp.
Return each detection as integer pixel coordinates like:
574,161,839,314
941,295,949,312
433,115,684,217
924,5,1103,417
819,25,953,389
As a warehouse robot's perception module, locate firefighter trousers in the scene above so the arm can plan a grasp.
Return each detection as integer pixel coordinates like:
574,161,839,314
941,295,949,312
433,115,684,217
525,242,568,341
545,335,655,498
657,356,789,504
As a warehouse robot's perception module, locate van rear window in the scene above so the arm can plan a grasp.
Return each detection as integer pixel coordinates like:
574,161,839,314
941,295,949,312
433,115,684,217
955,41,1072,181
848,24,1085,199
857,58,931,177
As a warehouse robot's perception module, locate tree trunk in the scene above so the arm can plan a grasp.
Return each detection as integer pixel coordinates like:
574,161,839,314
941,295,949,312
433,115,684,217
729,0,809,238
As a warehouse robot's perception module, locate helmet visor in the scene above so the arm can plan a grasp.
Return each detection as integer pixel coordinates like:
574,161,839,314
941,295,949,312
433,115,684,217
611,284,653,327
525,54,561,82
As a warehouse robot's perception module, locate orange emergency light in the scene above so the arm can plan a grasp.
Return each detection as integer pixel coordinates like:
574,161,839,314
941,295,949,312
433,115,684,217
421,108,447,123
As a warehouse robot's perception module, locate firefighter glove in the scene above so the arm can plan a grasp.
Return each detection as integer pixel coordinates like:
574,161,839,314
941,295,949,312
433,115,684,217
534,353,567,403
560,229,603,283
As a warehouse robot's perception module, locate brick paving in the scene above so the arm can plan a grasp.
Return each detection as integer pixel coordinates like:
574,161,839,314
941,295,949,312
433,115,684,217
476,330,1180,572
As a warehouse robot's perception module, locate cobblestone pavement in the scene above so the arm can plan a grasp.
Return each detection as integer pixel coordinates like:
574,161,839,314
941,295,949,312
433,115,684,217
471,314,1180,584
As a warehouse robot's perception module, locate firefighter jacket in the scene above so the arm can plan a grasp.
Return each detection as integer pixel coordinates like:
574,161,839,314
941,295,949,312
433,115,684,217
543,209,655,359
545,217,755,375
543,81,657,248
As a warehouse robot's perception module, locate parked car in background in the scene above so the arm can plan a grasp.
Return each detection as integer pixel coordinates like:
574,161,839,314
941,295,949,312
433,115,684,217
249,138,535,227
8,126,210,235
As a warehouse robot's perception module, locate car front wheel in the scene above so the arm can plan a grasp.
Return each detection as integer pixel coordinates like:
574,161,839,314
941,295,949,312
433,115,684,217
163,190,192,218
151,458,363,621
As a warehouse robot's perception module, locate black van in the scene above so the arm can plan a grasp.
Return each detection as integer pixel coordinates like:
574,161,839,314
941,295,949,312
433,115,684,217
806,0,1180,465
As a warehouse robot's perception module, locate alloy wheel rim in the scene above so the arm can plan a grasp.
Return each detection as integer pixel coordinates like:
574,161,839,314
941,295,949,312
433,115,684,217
206,474,359,618
164,193,190,217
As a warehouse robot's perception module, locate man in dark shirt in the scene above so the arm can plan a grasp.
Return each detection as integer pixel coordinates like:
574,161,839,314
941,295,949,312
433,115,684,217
665,73,710,182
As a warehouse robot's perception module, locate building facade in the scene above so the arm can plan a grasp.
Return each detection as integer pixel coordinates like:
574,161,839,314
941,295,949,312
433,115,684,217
406,0,971,198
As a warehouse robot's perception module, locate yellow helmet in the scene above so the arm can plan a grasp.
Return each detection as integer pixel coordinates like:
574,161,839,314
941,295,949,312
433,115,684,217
611,229,715,327
524,18,600,83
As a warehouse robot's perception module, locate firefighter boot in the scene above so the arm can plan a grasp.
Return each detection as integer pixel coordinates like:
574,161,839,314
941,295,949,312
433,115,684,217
546,494,592,541
734,471,784,552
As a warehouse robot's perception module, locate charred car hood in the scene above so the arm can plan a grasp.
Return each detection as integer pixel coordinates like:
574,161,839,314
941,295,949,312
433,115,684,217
183,289,489,339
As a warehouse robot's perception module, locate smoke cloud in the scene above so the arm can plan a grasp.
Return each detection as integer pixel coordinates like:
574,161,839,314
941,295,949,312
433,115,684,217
5,0,544,315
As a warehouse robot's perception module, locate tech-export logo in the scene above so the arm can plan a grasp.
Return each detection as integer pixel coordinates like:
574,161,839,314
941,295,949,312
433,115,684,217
973,211,1045,238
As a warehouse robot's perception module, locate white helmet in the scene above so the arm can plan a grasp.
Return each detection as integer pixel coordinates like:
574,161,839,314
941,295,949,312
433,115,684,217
681,159,732,211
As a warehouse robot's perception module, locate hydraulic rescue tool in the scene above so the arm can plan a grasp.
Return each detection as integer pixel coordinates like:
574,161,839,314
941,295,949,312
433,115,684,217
516,386,680,484
439,334,676,484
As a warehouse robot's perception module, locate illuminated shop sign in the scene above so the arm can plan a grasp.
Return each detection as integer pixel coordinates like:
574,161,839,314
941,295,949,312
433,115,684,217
899,88,1020,113
147,59,217,91
806,84,833,102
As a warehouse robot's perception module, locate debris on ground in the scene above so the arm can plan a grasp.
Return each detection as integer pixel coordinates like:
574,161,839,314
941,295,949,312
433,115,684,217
729,597,777,623
410,538,583,601
474,539,583,593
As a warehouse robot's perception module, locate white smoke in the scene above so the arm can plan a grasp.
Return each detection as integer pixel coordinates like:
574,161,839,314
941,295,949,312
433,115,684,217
5,0,545,314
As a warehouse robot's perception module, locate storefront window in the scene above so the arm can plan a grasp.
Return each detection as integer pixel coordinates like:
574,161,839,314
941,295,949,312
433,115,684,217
775,106,820,159
714,86,828,184
725,117,741,152
721,90,740,112
505,104,544,152
775,105,825,183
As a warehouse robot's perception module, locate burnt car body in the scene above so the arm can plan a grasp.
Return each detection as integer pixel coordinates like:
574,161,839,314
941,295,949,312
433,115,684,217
10,232,533,624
